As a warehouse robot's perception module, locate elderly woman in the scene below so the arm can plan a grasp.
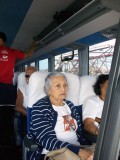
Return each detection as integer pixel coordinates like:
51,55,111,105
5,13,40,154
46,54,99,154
82,74,109,142
28,72,93,160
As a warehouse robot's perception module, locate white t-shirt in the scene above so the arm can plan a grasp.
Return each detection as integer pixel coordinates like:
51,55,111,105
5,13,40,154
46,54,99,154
82,95,104,122
18,84,29,109
42,102,80,154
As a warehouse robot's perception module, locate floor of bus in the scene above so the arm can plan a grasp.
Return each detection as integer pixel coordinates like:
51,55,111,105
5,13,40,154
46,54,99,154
0,145,22,160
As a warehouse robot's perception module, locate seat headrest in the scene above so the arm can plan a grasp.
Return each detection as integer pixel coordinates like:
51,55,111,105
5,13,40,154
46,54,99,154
64,72,80,106
28,71,49,107
13,71,20,86
28,72,80,107
17,72,26,89
79,75,97,105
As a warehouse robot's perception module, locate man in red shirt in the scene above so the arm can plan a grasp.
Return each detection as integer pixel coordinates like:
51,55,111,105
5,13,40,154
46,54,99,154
0,32,35,104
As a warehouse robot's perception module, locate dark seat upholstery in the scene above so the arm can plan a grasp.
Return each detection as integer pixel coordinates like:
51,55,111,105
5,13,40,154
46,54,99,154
0,105,15,146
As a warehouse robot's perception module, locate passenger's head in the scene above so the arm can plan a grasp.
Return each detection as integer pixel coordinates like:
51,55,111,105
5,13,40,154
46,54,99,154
44,72,68,105
25,66,37,84
0,32,7,46
93,74,109,100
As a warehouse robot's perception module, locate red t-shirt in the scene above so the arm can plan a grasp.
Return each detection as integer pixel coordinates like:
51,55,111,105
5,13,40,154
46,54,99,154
0,46,25,84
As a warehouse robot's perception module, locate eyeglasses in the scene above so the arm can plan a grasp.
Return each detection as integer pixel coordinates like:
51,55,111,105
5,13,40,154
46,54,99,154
25,74,31,78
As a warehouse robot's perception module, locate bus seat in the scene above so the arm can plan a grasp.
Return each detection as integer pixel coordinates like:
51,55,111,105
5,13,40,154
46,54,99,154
11,72,21,106
27,71,48,133
64,72,80,106
0,73,22,147
26,72,80,133
0,104,15,146
79,75,97,143
13,71,21,86
14,72,27,145
23,71,49,158
0,73,21,147
17,72,26,89
28,71,48,108
79,75,97,106
27,71,80,132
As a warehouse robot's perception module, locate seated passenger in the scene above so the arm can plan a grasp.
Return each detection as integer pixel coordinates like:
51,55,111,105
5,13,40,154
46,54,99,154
28,72,94,160
82,74,109,142
15,66,37,138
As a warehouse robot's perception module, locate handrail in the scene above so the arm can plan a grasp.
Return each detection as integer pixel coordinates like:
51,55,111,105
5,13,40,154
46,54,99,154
0,104,15,107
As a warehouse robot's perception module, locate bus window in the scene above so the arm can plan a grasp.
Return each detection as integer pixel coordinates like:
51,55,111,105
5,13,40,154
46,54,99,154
25,65,27,69
55,50,79,74
30,62,35,67
39,59,48,71
89,39,116,76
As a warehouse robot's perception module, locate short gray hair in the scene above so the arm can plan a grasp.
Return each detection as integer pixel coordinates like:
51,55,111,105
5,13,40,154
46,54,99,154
44,72,67,95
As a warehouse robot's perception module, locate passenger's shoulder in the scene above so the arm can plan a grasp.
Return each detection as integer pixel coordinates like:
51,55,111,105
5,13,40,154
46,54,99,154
85,95,98,102
33,96,49,106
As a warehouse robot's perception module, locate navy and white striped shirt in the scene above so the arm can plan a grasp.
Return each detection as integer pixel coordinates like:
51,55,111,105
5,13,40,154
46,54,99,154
28,96,88,160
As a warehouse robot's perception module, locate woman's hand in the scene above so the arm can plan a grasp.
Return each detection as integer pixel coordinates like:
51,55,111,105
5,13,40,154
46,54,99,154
78,148,94,160
87,154,94,160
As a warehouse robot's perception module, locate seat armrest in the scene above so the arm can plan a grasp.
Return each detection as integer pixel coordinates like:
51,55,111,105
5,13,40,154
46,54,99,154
24,135,38,151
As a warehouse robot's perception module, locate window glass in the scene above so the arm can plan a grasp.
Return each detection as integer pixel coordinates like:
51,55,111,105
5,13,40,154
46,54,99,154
39,59,48,71
55,50,79,74
30,62,35,67
89,39,116,76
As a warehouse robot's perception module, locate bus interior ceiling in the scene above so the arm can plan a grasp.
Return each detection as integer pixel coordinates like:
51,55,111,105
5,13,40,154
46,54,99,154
0,0,120,66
